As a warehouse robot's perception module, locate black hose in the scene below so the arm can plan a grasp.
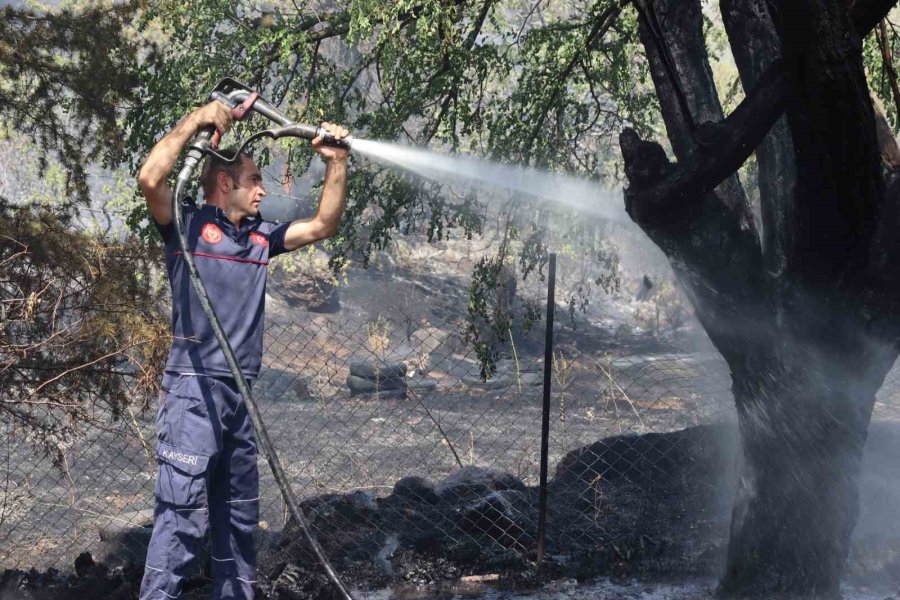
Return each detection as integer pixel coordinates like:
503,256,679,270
172,145,354,600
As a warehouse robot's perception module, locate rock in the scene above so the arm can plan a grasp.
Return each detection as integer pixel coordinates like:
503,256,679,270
441,354,482,379
385,344,419,362
256,369,311,403
347,374,406,393
458,490,529,541
349,360,407,381
605,353,722,388
408,378,438,391
410,326,450,358
392,476,440,504
461,374,512,389
553,423,729,484
436,466,527,500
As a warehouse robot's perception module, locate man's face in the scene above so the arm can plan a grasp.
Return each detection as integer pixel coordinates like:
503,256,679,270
227,156,266,220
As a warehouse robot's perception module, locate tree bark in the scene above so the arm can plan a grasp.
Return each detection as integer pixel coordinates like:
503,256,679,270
618,0,900,596
778,0,883,285
719,315,898,597
721,0,796,277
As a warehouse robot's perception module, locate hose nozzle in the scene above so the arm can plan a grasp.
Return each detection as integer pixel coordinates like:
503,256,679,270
269,124,353,149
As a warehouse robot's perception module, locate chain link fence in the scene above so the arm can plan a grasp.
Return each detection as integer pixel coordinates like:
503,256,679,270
4,252,900,587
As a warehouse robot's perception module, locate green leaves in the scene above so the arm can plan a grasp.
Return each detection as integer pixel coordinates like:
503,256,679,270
122,0,640,369
0,3,140,204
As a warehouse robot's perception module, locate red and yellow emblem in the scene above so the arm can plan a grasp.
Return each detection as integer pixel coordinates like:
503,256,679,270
201,223,223,244
250,232,269,247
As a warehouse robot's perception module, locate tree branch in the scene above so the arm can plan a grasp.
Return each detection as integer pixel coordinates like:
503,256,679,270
777,0,883,283
621,64,787,223
521,0,627,159
621,0,897,262
877,19,900,120
721,0,796,276
423,0,497,144
852,0,900,34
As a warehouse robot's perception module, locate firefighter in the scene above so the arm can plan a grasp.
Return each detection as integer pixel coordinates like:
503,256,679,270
136,100,350,600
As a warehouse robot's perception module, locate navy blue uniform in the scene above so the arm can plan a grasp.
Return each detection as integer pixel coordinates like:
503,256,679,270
140,203,289,600
159,203,289,378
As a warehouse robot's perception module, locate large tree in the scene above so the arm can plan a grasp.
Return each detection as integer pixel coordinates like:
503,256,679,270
621,0,900,596
129,0,900,596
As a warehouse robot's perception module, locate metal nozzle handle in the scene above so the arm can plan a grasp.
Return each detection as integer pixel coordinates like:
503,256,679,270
268,124,353,149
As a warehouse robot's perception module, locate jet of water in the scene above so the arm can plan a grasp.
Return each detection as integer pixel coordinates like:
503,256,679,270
351,139,628,222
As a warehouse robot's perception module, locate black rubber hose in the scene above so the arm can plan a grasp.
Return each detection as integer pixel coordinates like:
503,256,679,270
171,143,354,600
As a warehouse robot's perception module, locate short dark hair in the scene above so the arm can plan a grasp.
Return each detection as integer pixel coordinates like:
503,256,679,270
199,148,252,198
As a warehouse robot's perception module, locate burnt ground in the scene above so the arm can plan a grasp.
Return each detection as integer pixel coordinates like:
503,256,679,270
6,241,900,598
6,420,900,599
0,423,733,599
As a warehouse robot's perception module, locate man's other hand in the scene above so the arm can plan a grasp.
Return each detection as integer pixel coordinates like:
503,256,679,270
312,122,350,162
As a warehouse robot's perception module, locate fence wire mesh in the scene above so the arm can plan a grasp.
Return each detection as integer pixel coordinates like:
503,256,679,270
4,253,900,588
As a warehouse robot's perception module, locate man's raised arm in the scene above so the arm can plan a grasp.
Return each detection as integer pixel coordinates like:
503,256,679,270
138,102,233,226
280,122,350,251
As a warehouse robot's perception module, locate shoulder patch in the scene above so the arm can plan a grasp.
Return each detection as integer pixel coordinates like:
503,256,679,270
201,223,223,244
250,232,269,247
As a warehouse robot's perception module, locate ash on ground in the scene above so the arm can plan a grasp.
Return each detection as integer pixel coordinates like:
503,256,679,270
5,422,900,599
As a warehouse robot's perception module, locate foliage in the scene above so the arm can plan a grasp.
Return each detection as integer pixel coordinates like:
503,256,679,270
0,202,169,461
0,2,140,205
864,11,900,129
122,0,653,368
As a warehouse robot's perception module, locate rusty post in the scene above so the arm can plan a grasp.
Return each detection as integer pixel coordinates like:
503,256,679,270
536,253,556,568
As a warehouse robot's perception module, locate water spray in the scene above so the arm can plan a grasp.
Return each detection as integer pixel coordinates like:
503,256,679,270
173,77,354,600
350,139,626,222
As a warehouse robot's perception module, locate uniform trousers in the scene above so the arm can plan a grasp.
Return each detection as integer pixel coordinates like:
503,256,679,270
139,373,259,600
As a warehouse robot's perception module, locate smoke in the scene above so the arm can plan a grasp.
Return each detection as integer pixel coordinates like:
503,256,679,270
351,139,629,223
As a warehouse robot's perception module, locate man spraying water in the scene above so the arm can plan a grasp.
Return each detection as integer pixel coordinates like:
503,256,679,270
137,100,350,600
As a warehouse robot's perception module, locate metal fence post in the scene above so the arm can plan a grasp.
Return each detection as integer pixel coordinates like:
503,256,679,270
536,252,556,568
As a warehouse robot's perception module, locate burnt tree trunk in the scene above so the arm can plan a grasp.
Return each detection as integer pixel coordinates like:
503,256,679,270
618,0,900,596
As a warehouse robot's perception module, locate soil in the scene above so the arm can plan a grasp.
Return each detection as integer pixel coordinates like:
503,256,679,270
4,420,900,599
7,240,900,598
0,420,731,599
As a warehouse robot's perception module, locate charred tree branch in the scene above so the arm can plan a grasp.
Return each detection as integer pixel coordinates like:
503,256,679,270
778,0,883,285
721,0,796,276
621,0,897,288
852,0,900,35
621,66,786,220
633,0,696,132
